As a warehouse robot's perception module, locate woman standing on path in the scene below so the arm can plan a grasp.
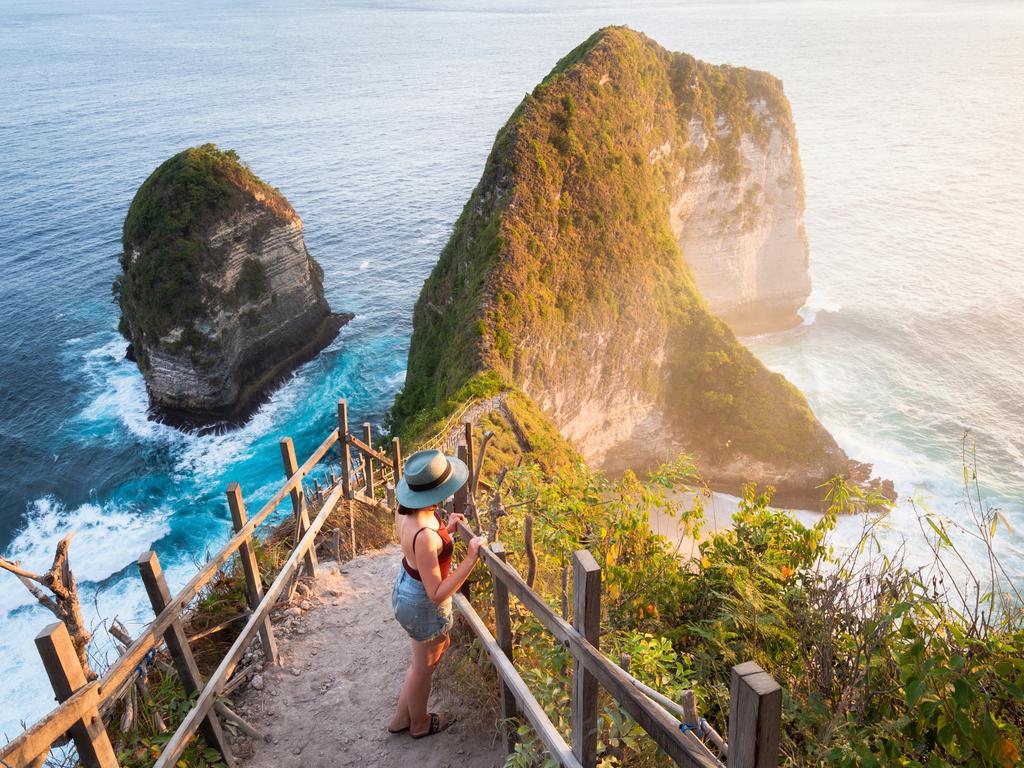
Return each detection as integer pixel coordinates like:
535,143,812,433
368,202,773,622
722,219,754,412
389,449,486,739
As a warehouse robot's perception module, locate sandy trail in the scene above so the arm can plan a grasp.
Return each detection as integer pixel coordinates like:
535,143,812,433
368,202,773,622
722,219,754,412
234,545,505,768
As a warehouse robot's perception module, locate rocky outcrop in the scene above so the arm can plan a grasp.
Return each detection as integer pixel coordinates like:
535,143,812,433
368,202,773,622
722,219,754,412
115,144,350,429
670,109,810,334
393,28,882,508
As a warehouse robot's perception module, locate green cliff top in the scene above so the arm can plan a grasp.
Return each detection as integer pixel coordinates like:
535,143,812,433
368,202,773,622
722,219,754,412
115,144,295,352
392,26,836,475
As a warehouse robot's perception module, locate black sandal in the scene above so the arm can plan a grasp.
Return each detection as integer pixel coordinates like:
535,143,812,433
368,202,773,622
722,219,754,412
410,712,455,739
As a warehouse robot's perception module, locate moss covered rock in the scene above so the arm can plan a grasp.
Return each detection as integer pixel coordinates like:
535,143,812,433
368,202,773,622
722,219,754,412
115,144,350,429
393,28,862,506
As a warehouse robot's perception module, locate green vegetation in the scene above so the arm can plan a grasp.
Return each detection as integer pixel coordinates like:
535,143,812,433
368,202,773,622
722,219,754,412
234,257,268,302
474,448,1023,767
390,27,834,475
114,143,294,359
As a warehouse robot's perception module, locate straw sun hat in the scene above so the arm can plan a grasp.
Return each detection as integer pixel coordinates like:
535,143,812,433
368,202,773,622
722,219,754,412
395,449,469,509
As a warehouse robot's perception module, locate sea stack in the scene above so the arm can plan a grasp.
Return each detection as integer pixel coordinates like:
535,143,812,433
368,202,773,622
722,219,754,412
392,27,875,507
114,144,351,428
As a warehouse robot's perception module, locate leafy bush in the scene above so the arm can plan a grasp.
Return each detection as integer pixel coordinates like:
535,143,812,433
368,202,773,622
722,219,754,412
476,445,1023,767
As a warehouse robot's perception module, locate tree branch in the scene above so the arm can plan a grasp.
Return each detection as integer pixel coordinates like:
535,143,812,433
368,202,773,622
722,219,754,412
18,573,59,615
0,556,44,583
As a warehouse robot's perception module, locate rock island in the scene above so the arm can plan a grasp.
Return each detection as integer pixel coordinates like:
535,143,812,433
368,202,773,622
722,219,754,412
114,144,351,429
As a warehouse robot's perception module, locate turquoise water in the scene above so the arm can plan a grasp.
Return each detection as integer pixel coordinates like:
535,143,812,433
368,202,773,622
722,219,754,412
2,0,1022,736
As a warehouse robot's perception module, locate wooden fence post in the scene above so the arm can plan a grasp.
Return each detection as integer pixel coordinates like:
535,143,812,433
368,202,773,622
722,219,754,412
392,437,403,482
463,421,475,489
491,543,517,754
339,399,352,499
728,661,782,768
362,422,376,498
386,483,397,510
137,552,236,766
280,438,318,577
571,550,601,768
454,444,469,520
224,484,279,665
524,515,537,588
34,622,118,768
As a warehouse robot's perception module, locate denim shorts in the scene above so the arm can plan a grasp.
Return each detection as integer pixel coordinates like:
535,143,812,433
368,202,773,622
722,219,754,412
392,566,454,642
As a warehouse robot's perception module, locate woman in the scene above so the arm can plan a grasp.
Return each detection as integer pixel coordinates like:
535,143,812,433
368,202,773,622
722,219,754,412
389,448,486,739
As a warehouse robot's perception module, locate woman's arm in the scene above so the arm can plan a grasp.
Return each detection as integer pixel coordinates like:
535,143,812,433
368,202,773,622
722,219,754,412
414,530,485,605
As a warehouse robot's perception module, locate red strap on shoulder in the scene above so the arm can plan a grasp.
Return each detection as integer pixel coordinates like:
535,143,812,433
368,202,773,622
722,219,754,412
411,526,441,554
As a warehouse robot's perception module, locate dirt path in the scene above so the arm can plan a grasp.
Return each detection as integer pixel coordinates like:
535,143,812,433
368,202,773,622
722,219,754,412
233,545,505,768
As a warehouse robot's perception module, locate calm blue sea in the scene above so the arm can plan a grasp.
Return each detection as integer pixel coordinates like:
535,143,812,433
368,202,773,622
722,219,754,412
1,0,1022,736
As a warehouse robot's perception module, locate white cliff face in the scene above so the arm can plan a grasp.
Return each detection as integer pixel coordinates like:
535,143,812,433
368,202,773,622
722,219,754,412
522,327,669,470
126,204,347,424
670,103,810,334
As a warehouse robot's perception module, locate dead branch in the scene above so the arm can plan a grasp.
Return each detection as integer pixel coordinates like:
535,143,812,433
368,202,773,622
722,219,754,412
0,533,94,678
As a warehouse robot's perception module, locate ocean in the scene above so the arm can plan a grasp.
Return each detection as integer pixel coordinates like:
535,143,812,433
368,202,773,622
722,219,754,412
1,0,1022,737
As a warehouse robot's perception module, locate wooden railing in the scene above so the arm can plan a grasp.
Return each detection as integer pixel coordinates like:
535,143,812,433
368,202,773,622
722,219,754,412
1,398,395,768
3,397,782,768
446,496,781,767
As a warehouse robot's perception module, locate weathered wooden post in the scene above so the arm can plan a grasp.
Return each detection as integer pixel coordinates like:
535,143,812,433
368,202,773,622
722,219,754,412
34,622,118,768
137,551,236,765
447,500,471,599
392,436,403,482
223,485,279,664
338,399,353,499
491,543,517,754
362,422,376,498
349,490,357,558
728,661,782,768
454,444,469,520
560,563,569,620
280,438,318,577
463,420,475,488
524,515,537,588
386,482,397,510
571,550,601,768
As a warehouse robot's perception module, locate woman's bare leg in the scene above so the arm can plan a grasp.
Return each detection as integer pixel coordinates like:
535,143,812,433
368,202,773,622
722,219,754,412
407,633,449,734
389,662,416,732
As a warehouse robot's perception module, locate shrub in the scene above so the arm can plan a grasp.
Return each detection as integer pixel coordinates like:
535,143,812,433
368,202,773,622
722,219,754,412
477,441,1023,767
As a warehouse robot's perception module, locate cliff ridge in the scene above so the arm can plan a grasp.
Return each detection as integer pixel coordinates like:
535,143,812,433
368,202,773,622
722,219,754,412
393,27,878,506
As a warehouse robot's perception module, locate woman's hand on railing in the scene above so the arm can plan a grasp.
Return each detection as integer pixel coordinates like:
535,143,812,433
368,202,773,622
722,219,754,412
468,535,487,560
446,512,466,533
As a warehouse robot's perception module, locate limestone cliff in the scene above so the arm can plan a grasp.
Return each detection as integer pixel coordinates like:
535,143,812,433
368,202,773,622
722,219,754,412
114,144,350,428
670,94,810,334
392,27,870,507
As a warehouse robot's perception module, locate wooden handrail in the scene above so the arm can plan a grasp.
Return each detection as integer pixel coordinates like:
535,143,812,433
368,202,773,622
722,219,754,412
422,398,481,451
153,480,343,767
6,399,777,768
454,594,582,768
348,434,395,468
1,427,339,767
454,521,723,768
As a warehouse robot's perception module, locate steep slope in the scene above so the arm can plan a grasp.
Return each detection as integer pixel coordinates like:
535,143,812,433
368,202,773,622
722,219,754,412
114,144,350,429
392,27,864,506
